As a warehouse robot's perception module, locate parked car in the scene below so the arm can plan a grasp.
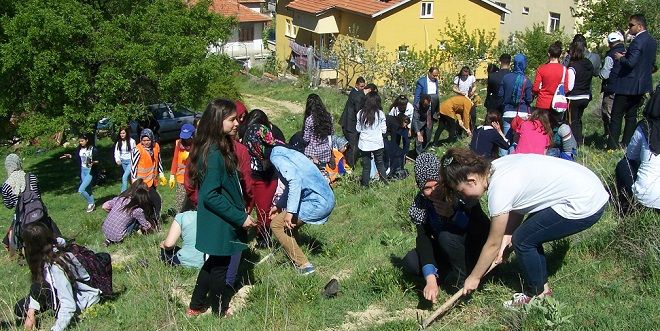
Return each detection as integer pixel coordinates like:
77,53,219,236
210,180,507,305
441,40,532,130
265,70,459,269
97,103,200,143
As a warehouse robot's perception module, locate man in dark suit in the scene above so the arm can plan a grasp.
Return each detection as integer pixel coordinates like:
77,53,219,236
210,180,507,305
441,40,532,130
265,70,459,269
484,54,511,112
340,76,366,167
413,67,439,152
608,14,657,149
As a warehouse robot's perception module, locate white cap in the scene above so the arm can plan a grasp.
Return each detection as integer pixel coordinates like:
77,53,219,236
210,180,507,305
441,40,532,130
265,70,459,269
607,32,624,43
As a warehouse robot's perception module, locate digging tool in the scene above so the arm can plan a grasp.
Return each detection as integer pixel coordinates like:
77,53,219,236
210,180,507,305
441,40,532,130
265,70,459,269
420,262,498,329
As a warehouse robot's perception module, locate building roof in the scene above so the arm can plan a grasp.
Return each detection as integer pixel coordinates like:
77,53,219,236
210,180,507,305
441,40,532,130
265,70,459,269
208,0,271,22
238,0,265,3
287,0,510,18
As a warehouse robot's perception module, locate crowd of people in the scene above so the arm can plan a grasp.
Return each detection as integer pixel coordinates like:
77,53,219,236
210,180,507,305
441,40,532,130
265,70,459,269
0,13,658,330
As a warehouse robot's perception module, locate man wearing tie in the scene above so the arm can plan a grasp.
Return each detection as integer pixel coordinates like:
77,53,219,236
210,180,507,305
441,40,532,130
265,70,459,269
608,14,657,150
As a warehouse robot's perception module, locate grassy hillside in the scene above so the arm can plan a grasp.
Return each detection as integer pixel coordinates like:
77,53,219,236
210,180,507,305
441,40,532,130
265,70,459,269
0,76,657,330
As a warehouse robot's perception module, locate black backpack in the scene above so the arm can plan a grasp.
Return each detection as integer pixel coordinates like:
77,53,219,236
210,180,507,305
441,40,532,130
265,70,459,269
15,173,47,226
67,243,113,297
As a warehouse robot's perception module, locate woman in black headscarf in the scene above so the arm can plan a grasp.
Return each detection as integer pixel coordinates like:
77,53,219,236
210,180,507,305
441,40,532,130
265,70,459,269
401,153,490,303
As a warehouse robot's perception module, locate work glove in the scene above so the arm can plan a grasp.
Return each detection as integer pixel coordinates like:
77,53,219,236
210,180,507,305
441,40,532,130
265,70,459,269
159,175,167,186
169,175,176,189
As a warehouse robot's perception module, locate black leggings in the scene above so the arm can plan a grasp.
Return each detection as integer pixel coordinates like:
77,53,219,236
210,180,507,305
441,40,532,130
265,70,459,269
147,187,162,220
189,255,232,314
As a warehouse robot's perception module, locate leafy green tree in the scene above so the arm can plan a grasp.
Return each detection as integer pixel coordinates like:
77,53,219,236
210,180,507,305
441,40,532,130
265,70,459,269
572,0,659,44
493,24,569,73
0,0,238,140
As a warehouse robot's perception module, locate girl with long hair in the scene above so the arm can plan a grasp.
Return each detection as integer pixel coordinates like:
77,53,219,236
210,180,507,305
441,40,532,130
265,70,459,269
114,127,136,193
101,182,156,245
60,133,99,213
302,94,334,167
439,148,607,308
15,222,101,330
566,41,594,146
186,99,256,317
356,92,388,186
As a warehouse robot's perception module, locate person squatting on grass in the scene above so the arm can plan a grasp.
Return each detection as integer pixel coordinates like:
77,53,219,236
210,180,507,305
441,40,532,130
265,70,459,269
302,93,334,169
243,127,335,275
101,179,156,245
402,153,490,303
356,92,388,186
186,99,256,317
60,133,99,213
469,111,510,159
439,148,608,308
15,223,101,331
131,128,166,219
615,83,660,213
547,108,578,161
511,109,552,155
114,127,136,193
168,124,195,213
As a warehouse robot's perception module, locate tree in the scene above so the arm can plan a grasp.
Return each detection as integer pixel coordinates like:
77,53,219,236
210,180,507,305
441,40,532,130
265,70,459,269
492,24,569,73
440,14,497,77
0,0,238,140
572,0,659,44
330,25,389,90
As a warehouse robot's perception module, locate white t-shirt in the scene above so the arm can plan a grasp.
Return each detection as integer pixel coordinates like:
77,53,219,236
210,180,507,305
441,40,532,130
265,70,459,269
453,75,476,95
389,102,414,118
79,148,93,169
628,127,660,208
356,109,387,151
488,154,609,219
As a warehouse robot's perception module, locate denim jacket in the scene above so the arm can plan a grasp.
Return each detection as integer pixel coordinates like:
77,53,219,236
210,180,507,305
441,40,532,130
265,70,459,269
270,146,335,224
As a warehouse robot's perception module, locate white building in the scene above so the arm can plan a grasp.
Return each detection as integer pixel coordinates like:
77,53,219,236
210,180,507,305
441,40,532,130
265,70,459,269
208,0,272,60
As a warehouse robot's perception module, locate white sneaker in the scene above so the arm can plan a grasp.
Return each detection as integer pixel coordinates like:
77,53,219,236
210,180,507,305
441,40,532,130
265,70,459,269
86,203,95,213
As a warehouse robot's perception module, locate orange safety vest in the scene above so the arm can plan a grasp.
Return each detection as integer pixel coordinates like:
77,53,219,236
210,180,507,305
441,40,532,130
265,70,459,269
172,139,190,184
136,143,161,187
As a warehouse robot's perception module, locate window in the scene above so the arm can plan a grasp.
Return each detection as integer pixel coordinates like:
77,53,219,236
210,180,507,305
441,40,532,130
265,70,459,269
548,12,561,32
285,18,298,38
420,1,433,18
239,25,254,42
495,2,506,23
522,7,529,15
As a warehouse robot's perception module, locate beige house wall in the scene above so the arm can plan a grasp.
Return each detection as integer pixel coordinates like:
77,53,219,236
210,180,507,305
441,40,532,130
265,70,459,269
496,0,577,39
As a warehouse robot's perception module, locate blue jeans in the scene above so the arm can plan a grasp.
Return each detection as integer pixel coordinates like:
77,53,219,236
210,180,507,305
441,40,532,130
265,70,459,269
79,168,94,204
499,117,515,156
120,159,131,192
512,205,606,295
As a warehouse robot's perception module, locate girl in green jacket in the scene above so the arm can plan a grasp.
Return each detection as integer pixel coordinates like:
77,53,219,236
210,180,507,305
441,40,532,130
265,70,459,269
186,99,256,316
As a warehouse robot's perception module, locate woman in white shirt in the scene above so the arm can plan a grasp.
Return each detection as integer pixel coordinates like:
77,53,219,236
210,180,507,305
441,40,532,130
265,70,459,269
356,92,388,186
453,67,477,97
439,148,608,308
615,86,660,212
114,127,136,193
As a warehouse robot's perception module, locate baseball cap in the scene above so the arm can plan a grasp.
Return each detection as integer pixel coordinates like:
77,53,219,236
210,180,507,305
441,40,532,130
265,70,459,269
179,123,195,139
607,32,624,43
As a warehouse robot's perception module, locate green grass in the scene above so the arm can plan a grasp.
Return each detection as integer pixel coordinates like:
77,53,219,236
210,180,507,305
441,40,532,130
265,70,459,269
0,75,658,330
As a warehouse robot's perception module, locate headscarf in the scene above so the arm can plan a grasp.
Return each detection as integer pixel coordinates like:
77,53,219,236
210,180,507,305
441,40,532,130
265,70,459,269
641,84,660,154
331,135,348,150
511,53,528,106
140,129,155,156
5,154,26,196
234,101,248,124
409,153,441,225
244,124,284,172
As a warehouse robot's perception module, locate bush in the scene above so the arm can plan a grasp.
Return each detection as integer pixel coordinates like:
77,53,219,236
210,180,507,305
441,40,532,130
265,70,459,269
492,24,570,73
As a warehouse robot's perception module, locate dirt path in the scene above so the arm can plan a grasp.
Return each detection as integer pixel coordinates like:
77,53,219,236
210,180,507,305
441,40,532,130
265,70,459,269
242,94,304,117
322,305,426,331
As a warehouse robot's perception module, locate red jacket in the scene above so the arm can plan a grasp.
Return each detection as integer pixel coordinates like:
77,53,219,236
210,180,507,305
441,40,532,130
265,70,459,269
183,140,255,211
532,63,569,110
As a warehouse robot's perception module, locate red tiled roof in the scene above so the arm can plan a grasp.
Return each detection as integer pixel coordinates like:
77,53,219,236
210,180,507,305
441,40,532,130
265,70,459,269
286,0,411,17
208,0,271,22
238,0,265,3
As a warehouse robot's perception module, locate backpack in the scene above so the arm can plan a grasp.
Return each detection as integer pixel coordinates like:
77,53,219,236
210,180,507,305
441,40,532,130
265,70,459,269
15,173,47,226
67,243,113,296
551,67,569,112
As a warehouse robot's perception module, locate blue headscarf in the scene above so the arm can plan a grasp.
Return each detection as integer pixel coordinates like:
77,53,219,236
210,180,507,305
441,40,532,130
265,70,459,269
511,54,528,105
